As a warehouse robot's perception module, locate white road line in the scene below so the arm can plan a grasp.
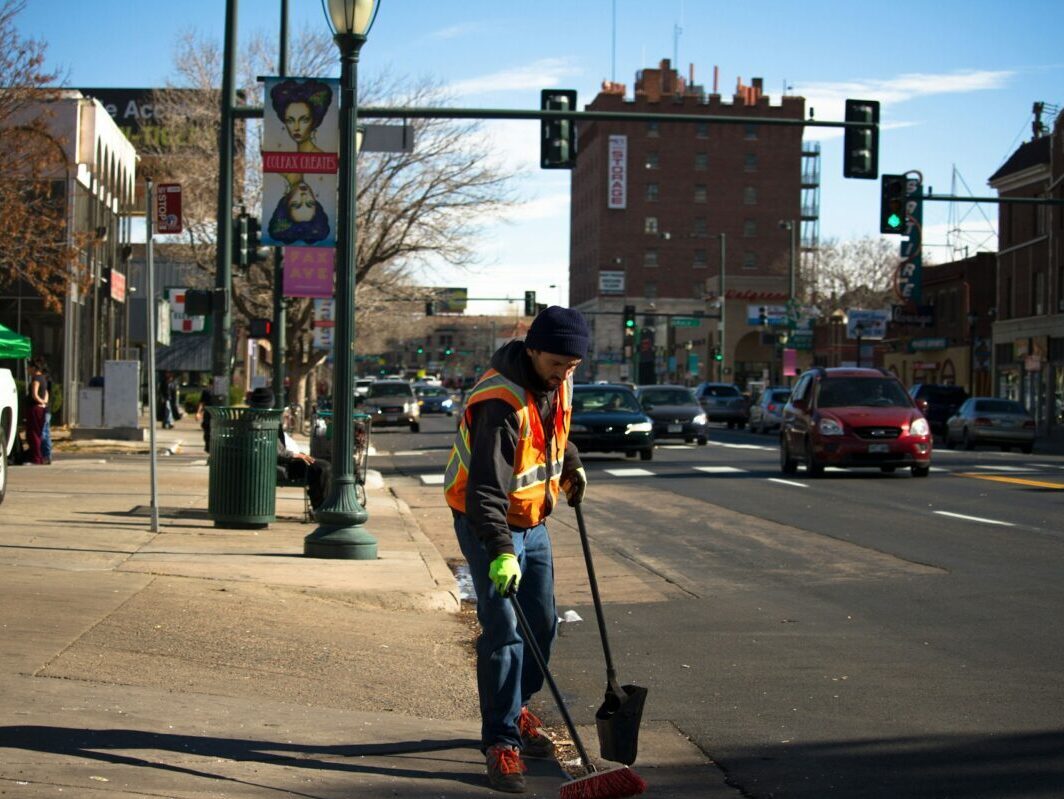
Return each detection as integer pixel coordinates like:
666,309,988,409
604,468,655,477
659,444,693,449
972,465,1035,472
930,467,949,473
707,442,774,451
767,477,808,488
694,466,748,474
933,510,1014,526
419,474,445,485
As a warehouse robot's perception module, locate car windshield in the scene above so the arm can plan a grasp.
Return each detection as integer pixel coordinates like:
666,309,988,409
702,385,740,397
367,383,412,399
973,399,1026,414
573,389,642,413
768,390,791,403
817,378,910,408
416,387,448,397
640,388,696,405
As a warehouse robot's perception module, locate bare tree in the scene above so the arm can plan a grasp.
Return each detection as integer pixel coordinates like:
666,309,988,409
142,28,517,405
812,236,908,309
0,0,83,313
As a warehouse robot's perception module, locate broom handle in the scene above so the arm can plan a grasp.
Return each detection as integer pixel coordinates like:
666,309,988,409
574,504,619,686
508,589,595,769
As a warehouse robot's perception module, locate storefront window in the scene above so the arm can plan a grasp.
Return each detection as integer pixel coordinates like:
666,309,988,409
998,369,1019,401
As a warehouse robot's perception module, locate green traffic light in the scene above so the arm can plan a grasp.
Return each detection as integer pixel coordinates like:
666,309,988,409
887,213,902,229
625,319,635,328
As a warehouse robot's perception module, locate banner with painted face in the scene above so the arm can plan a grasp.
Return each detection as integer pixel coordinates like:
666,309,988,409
261,76,340,248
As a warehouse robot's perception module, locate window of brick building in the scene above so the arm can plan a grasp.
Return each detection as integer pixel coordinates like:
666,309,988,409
693,249,708,268
646,183,659,201
645,152,660,170
646,121,660,137
745,123,759,140
744,153,758,172
644,249,658,267
743,251,757,269
644,216,659,234
694,152,708,171
743,186,757,205
693,282,706,298
743,219,757,237
696,121,709,138
694,184,708,203
644,282,657,299
692,217,708,236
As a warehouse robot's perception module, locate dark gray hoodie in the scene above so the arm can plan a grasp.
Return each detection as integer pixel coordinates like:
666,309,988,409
459,340,582,559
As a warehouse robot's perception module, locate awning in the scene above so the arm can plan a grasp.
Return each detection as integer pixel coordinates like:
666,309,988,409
0,321,31,360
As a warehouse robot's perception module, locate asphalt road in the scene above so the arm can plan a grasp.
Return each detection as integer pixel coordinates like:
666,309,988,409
374,414,1064,798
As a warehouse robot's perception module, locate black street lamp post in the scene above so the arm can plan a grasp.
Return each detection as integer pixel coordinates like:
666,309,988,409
967,311,978,394
304,0,379,560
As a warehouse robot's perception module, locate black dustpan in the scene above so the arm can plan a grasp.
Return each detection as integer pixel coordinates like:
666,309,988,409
575,503,648,766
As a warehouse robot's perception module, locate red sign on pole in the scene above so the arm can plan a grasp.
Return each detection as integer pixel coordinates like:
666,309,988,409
155,183,182,234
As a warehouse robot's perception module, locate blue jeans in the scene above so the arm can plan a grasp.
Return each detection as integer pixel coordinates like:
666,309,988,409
41,411,52,460
455,514,558,751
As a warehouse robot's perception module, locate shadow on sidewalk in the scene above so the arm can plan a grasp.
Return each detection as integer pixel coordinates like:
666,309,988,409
0,725,486,794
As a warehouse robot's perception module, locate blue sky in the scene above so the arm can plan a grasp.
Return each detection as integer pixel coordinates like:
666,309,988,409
18,1,1064,313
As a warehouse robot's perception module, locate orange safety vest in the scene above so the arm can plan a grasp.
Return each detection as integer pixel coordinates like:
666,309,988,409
444,368,573,528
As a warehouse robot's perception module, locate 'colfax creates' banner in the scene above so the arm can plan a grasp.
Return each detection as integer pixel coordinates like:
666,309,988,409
261,76,340,248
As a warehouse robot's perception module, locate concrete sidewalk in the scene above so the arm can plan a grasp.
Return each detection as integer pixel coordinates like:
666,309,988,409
0,414,723,797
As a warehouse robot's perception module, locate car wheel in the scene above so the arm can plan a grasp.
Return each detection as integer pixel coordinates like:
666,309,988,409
880,466,896,473
0,422,7,505
697,436,708,446
805,438,824,477
639,447,654,461
409,421,420,433
727,421,735,430
684,436,694,444
780,436,798,475
1021,444,1034,454
912,465,930,478
963,428,976,450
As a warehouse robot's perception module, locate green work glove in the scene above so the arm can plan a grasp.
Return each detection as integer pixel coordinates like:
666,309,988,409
562,466,587,507
488,553,521,596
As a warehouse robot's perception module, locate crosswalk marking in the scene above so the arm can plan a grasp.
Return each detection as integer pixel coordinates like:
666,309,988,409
768,478,808,488
604,468,656,477
707,441,774,451
693,466,747,474
420,474,445,485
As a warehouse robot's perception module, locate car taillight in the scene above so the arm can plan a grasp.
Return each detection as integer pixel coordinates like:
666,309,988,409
974,417,992,426
768,404,777,412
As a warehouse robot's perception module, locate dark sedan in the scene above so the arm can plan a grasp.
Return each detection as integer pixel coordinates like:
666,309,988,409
570,385,655,460
636,384,708,445
415,385,458,416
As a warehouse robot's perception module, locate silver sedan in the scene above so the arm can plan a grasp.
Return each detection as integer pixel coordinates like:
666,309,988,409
944,397,1036,453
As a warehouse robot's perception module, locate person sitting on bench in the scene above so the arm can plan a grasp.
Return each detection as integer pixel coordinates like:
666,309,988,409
248,388,331,510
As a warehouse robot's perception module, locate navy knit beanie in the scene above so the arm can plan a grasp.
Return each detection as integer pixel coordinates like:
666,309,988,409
524,306,590,358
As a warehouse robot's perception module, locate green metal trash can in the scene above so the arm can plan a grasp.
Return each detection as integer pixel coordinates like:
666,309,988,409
207,406,282,528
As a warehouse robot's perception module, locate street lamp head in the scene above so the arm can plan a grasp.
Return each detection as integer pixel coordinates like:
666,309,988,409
323,0,379,37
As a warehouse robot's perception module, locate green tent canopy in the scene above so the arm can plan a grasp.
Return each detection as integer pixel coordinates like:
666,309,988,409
0,322,32,360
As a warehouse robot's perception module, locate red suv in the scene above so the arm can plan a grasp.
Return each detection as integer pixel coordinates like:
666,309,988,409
780,368,932,478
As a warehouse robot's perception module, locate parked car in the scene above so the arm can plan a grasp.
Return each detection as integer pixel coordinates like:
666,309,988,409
354,378,374,397
570,384,654,460
780,367,932,477
361,380,421,432
749,387,792,434
694,382,750,428
415,384,458,416
636,384,708,445
944,397,1036,452
0,367,16,504
908,384,968,436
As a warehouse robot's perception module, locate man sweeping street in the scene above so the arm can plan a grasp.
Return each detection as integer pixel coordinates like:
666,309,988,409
445,306,589,794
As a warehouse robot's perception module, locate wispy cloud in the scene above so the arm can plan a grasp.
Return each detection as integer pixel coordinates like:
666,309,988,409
498,192,571,223
799,68,1016,139
426,21,488,41
447,57,581,98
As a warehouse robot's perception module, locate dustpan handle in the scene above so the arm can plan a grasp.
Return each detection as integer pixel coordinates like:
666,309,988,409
507,587,595,769
574,504,619,687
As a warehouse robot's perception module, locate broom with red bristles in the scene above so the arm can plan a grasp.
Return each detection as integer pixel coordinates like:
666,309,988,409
507,584,646,799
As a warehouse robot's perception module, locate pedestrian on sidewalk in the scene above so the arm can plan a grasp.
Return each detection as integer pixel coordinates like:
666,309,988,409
158,371,178,429
444,306,589,794
23,357,49,465
248,387,331,510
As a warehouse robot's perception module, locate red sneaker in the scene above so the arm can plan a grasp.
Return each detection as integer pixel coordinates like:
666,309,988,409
518,706,555,759
485,743,527,793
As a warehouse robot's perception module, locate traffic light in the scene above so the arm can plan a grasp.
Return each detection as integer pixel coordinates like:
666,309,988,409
183,289,213,316
416,345,424,354
623,304,636,331
247,216,268,263
843,99,879,180
233,214,249,269
880,174,907,234
425,300,436,316
540,89,577,169
758,306,768,326
713,347,723,362
524,290,537,316
248,318,272,338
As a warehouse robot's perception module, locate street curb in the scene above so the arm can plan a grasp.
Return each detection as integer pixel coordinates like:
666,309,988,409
390,489,462,613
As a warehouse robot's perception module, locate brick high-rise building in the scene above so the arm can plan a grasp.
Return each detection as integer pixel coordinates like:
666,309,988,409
569,60,809,386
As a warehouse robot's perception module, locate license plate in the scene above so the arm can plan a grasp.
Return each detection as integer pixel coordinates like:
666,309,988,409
668,424,682,433
868,443,890,453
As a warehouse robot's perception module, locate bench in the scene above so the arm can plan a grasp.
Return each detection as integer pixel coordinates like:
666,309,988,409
276,468,312,522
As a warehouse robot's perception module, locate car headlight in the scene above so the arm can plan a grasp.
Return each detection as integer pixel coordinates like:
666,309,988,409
569,423,588,432
692,413,707,425
910,417,930,437
442,399,453,407
818,417,844,436
418,400,425,406
626,421,653,434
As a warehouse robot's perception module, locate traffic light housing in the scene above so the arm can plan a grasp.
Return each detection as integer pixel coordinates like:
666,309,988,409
758,306,768,326
623,304,636,331
248,318,272,338
843,99,879,179
247,216,268,263
540,89,577,169
880,174,907,234
234,214,249,269
713,347,723,362
524,290,537,316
